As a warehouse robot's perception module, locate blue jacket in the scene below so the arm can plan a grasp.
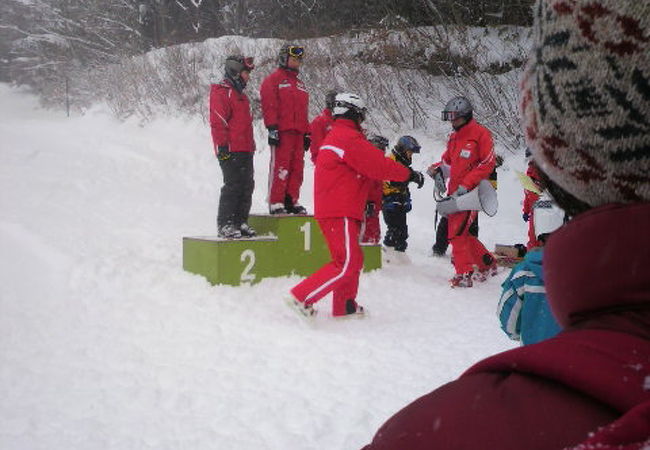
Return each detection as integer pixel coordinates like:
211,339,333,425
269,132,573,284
497,249,561,345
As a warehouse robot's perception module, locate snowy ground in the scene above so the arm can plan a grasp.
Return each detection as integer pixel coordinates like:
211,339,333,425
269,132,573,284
0,84,524,449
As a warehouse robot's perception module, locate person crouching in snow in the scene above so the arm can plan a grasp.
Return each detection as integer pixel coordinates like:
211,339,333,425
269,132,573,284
497,194,565,346
427,96,497,288
382,136,421,253
287,94,424,319
362,135,389,244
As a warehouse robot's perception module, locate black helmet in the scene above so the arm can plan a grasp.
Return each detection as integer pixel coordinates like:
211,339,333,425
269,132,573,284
395,135,421,154
441,96,473,121
325,89,338,110
368,134,389,151
225,55,254,79
279,44,305,67
393,135,420,165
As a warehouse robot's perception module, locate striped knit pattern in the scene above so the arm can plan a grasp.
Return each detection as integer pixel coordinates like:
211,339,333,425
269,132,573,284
521,0,650,206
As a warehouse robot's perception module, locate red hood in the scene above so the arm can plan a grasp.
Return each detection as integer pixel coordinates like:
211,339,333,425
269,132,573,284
544,202,650,328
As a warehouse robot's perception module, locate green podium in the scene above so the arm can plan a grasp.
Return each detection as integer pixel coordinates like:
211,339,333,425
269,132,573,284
183,214,381,286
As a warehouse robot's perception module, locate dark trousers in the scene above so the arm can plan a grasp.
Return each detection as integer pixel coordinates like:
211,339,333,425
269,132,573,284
217,152,254,228
432,215,479,255
383,207,409,252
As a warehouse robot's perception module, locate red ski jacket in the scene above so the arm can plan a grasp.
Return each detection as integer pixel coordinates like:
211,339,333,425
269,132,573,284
209,80,255,154
259,67,309,133
440,119,496,194
309,108,333,164
314,119,410,221
363,203,650,450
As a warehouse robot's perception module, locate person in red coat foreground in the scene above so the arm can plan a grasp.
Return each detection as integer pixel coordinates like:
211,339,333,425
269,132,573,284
309,90,337,165
428,96,497,288
523,148,544,249
363,1,650,448
260,44,310,215
209,55,256,239
288,94,424,318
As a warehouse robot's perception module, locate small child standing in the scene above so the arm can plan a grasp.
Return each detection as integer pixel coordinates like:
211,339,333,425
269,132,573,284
382,136,421,252
362,135,389,244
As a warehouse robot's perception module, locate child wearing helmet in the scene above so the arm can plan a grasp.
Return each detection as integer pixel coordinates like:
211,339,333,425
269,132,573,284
260,44,310,215
209,55,256,239
497,193,566,346
362,135,389,244
382,136,421,253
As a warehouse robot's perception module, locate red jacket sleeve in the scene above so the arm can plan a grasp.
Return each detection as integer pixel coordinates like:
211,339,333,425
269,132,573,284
342,136,410,182
259,72,278,128
461,128,496,190
209,85,231,153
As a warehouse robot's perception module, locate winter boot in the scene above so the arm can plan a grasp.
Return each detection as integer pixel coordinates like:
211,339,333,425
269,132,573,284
290,204,307,215
285,296,316,319
270,203,286,215
450,272,473,288
218,224,242,239
333,299,366,319
240,223,257,238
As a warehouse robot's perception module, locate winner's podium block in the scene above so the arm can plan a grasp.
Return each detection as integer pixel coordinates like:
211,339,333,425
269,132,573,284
183,214,381,286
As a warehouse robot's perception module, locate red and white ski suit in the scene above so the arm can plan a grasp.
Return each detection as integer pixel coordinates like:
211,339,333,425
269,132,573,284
209,80,255,153
440,119,496,275
523,162,543,249
308,108,333,164
260,67,309,205
291,118,410,315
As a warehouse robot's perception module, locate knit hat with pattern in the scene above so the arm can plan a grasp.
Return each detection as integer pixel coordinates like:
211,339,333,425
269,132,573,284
521,0,650,207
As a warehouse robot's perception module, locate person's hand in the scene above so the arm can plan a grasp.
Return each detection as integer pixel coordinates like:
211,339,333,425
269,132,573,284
426,164,439,179
217,145,231,161
522,213,530,222
267,126,280,146
303,134,311,152
408,169,424,189
453,185,468,197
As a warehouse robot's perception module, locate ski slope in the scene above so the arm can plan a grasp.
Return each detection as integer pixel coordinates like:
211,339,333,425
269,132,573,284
0,84,524,449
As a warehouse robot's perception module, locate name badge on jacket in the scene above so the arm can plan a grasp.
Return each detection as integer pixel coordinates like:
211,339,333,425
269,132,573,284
460,149,471,159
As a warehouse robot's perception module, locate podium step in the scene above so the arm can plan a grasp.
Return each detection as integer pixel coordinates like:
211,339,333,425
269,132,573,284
183,215,381,286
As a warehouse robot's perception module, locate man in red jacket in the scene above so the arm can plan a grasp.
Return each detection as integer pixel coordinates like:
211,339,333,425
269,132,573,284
364,0,650,448
288,93,424,318
209,55,256,239
260,44,310,215
429,96,496,287
308,90,337,165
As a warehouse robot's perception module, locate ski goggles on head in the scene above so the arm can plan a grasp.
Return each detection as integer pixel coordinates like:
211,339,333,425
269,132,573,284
441,110,459,121
287,46,305,58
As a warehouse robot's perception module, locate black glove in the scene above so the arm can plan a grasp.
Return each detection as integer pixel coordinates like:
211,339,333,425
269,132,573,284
365,201,375,217
303,133,311,152
408,169,425,189
522,213,530,222
217,145,231,161
267,126,280,147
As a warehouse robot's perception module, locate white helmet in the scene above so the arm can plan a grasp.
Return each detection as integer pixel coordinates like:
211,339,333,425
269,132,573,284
533,193,566,239
333,93,367,121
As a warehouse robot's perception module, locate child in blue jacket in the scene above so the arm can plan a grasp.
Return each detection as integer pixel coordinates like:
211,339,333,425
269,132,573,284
497,194,565,345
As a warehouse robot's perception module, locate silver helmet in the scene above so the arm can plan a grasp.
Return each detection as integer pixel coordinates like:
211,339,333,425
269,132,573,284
441,96,473,121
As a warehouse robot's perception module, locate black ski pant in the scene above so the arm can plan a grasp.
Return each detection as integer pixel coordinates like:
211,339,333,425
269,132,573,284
383,207,409,252
432,215,479,255
217,152,254,228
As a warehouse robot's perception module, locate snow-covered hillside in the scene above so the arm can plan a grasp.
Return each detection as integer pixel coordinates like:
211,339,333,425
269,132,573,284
0,83,525,449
